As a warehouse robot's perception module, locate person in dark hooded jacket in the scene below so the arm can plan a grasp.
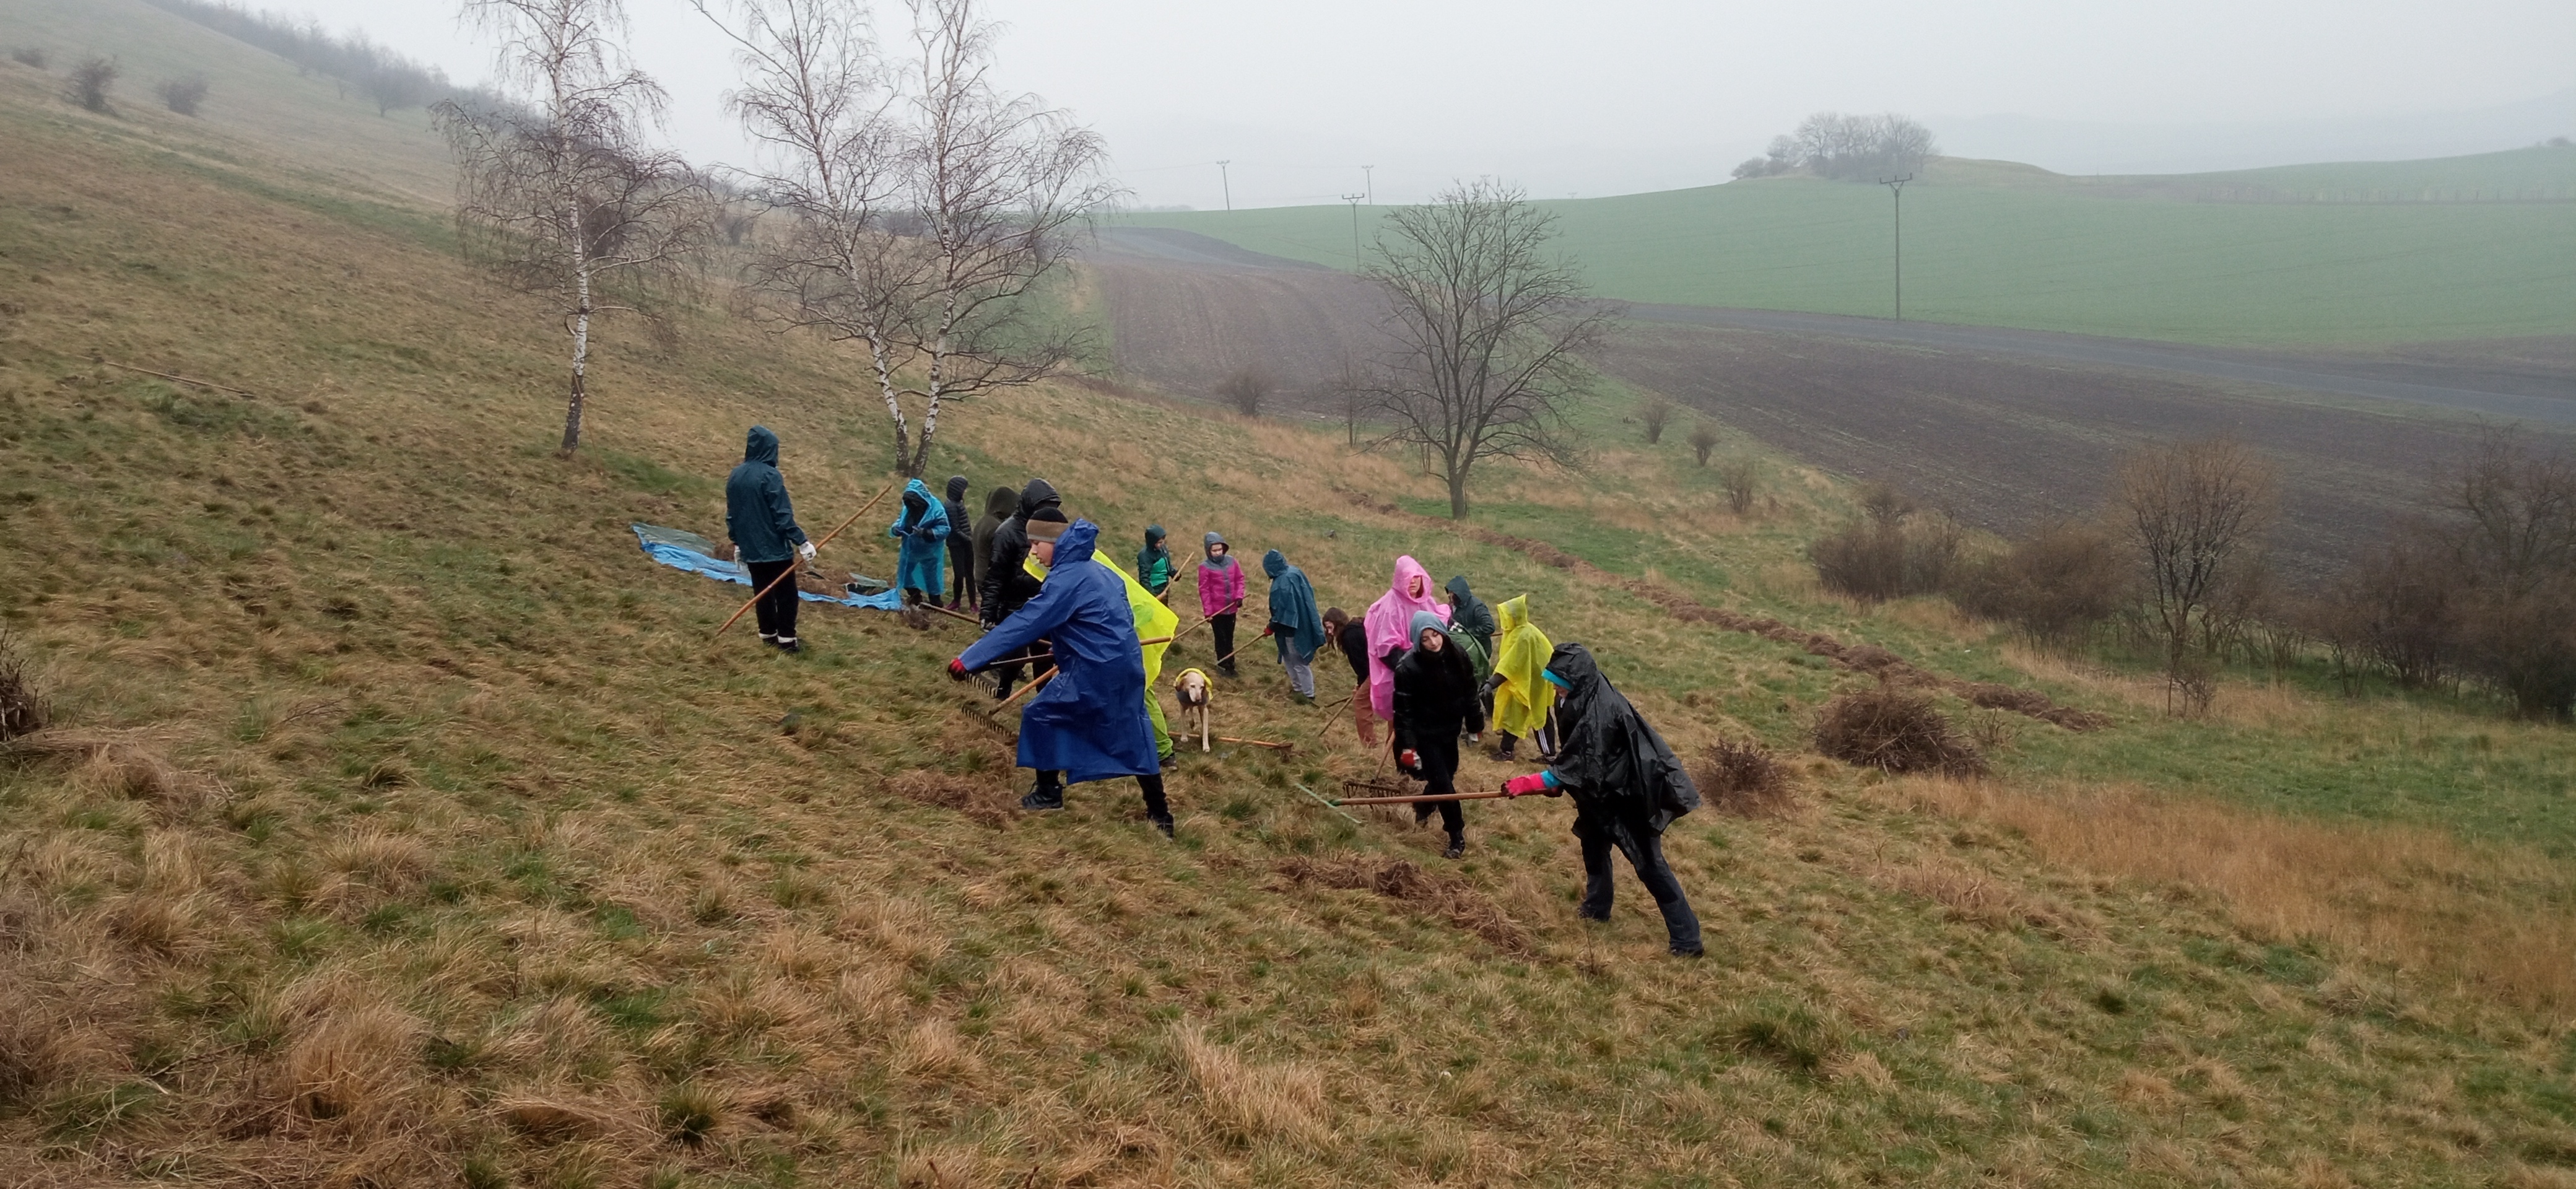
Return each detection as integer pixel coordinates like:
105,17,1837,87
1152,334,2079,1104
951,518,1172,835
979,479,1061,699
724,425,812,652
1500,643,1704,956
1136,526,1175,600
942,476,977,611
1263,549,1325,703
972,485,1017,593
1445,576,1497,682
1391,611,1486,859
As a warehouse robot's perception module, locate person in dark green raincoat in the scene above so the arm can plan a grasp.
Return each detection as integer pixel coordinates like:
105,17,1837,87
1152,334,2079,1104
1261,549,1325,703
1445,575,1497,682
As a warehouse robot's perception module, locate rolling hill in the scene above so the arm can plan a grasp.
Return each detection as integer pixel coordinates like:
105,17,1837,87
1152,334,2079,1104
1112,148,2576,346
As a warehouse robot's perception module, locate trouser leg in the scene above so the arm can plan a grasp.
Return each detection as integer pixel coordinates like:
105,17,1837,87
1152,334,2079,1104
746,559,790,638
1354,692,1377,746
1211,614,1237,672
1284,652,1313,698
1146,691,1174,764
1575,825,1616,920
1624,827,1702,952
1422,738,1463,842
1138,772,1171,822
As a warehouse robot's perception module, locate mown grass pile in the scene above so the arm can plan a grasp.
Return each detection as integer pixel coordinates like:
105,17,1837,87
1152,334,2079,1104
1,40,2574,1188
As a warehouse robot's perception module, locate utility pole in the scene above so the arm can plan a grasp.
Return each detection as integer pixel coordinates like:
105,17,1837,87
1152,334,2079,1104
1341,193,1367,266
1361,164,1375,204
1878,173,1911,321
1217,160,1232,212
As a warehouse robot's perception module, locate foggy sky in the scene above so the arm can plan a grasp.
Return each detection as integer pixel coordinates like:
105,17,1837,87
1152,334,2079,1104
278,0,2572,207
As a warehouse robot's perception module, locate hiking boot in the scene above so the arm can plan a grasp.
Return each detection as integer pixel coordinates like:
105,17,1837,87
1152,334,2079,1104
1219,662,1238,678
775,638,801,655
1443,836,1465,860
1149,813,1175,838
1497,739,1516,760
1292,692,1314,707
1669,943,1705,959
1019,786,1065,811
1577,906,1611,923
759,633,778,646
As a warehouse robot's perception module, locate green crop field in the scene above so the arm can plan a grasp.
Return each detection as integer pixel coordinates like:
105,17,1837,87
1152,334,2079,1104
1113,150,2576,346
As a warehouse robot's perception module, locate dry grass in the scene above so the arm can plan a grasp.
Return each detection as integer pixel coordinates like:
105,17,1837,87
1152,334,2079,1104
1171,1021,1333,1147
1881,776,2576,1011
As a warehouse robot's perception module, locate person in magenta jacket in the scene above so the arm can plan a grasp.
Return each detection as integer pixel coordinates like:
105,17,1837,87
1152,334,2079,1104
1198,531,1247,677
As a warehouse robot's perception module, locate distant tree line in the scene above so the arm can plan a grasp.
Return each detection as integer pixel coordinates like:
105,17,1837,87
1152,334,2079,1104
136,0,480,116
1816,429,2576,722
1734,111,1937,182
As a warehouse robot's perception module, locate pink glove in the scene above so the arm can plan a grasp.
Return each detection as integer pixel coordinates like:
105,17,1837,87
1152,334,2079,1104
1503,772,1550,798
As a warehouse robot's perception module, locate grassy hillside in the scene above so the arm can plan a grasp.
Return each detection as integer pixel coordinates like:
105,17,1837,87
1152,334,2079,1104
0,0,457,203
1113,147,2576,346
4,19,2576,1189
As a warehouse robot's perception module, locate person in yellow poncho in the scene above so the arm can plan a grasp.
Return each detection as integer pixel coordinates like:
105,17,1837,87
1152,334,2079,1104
1483,595,1557,761
1030,542,1181,764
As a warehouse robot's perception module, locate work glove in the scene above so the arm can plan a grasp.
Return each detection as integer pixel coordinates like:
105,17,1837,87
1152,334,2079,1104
1397,748,1419,772
947,658,970,682
799,541,817,561
1503,772,1551,798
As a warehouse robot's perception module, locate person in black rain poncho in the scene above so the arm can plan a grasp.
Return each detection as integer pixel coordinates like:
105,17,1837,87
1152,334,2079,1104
1392,611,1484,860
1500,643,1704,956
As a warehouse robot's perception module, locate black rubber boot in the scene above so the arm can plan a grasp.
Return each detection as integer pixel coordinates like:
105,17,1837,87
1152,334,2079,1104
1020,777,1064,811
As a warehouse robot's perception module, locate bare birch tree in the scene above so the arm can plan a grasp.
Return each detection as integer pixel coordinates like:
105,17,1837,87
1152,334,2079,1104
1361,180,1615,518
702,0,1110,477
437,0,709,455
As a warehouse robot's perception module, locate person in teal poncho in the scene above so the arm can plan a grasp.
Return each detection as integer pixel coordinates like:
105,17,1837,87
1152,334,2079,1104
1261,549,1325,703
888,477,950,608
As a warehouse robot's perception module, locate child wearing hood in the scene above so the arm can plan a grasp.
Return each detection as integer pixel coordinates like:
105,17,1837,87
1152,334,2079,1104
1500,643,1703,956
889,478,951,608
1261,549,1325,703
1198,531,1247,677
1392,612,1485,859
1137,526,1175,600
1486,595,1557,760
1362,555,1449,724
723,425,813,653
972,484,1017,594
942,475,977,611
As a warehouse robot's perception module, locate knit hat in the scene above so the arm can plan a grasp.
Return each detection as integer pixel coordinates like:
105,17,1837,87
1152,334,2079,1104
1026,506,1070,542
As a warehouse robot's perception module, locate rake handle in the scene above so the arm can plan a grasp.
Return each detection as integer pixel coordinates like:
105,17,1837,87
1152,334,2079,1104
714,479,897,638
1333,790,1513,806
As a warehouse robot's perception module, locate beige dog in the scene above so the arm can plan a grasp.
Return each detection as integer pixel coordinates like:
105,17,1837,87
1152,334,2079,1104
1172,668,1212,752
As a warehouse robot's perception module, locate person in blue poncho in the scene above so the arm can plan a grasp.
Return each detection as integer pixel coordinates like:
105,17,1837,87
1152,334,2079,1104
889,477,950,609
949,518,1173,836
1261,549,1325,705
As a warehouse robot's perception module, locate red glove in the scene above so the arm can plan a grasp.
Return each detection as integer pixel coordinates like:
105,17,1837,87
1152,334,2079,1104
1397,749,1419,771
947,658,970,682
1503,772,1550,798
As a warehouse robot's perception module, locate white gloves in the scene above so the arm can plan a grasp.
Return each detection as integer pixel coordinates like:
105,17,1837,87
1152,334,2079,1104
798,541,817,562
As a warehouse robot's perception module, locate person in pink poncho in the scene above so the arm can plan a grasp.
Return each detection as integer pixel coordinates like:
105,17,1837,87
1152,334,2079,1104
1363,555,1450,722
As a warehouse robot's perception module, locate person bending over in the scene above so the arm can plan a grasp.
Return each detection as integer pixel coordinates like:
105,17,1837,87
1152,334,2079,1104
1501,643,1703,957
950,518,1172,836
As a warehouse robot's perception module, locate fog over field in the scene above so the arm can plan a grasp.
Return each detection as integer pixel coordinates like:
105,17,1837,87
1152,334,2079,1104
243,0,2570,206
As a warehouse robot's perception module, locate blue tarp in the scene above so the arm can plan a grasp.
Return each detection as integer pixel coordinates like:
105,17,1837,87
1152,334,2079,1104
631,524,905,611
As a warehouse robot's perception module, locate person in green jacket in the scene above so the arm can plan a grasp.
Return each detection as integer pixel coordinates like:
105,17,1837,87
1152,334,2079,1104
1137,525,1175,601
1446,575,1498,682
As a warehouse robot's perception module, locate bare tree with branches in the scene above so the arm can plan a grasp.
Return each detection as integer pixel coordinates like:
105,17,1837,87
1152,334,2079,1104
2118,438,2276,711
702,0,1109,477
1360,181,1615,519
437,0,710,455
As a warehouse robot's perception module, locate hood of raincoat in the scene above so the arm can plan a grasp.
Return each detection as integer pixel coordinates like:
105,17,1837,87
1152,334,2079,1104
742,425,780,466
1016,477,1061,521
1489,594,1558,737
1445,575,1494,633
1409,609,1450,646
1263,549,1326,661
1145,525,1167,548
1361,555,1451,721
1544,643,1699,829
1201,531,1237,571
902,488,929,516
946,474,969,503
957,518,1158,784
983,485,1020,518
